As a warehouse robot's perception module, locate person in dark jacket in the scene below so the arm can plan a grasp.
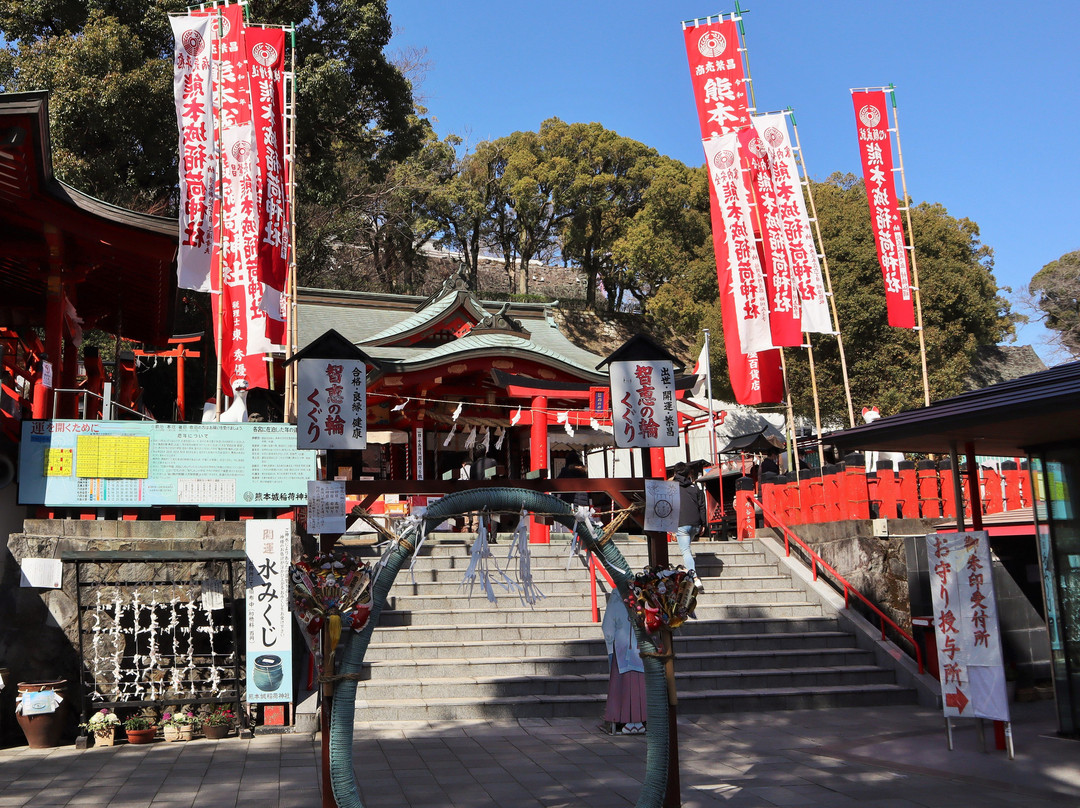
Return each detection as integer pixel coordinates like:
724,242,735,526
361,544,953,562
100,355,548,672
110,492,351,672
557,452,590,510
673,461,707,585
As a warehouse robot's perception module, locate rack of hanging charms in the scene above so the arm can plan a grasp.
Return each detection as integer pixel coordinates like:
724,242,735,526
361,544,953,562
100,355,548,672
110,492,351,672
624,564,700,651
66,550,245,724
289,551,373,693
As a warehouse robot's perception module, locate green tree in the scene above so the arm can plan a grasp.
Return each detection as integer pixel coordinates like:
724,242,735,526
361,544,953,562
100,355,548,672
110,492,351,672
0,1,427,277
1029,250,1080,358
781,174,1016,420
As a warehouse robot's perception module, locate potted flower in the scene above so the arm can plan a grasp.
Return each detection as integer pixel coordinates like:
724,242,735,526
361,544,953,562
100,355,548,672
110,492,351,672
80,708,121,747
161,710,200,742
123,715,157,745
202,705,236,740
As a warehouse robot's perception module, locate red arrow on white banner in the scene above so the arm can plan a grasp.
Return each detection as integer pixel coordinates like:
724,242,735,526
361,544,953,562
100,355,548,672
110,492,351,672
945,689,969,714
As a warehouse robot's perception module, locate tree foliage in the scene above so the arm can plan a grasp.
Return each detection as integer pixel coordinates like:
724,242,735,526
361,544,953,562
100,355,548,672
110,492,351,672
0,0,427,258
1029,250,1080,359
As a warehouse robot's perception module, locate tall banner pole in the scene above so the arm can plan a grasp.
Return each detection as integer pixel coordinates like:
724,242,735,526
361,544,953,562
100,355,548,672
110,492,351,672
805,338,825,468
703,329,718,468
778,350,800,482
788,112,856,427
214,7,226,418
889,87,931,406
284,23,298,422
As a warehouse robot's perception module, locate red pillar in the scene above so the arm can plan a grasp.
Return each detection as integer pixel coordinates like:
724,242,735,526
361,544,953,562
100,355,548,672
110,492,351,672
940,459,958,519
917,460,940,519
735,477,755,540
874,461,900,520
44,275,65,419
843,454,870,520
897,461,918,519
1002,461,1023,511
530,395,549,543
982,467,1003,515
822,464,843,522
807,469,825,523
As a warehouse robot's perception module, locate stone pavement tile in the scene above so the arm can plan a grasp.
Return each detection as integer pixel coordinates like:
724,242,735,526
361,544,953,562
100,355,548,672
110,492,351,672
0,796,36,808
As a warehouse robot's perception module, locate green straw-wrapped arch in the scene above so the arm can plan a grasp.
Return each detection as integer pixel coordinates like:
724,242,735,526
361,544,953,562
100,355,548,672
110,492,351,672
328,487,670,808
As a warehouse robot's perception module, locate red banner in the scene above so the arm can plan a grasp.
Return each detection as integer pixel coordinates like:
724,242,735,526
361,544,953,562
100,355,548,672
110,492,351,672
202,5,269,391
171,15,216,293
246,26,288,347
852,90,914,328
684,19,783,404
738,128,802,347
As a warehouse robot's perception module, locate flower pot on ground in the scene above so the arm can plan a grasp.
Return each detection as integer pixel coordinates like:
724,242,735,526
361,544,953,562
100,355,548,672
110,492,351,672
201,705,236,740
81,708,121,748
15,680,69,749
123,715,157,745
161,710,199,742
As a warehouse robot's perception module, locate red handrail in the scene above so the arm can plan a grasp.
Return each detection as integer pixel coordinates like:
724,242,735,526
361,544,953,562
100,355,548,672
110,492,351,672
589,551,617,623
751,496,924,674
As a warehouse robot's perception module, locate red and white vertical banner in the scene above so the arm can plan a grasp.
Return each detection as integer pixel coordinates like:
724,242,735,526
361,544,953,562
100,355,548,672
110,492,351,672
609,360,679,449
246,25,289,345
928,531,1010,721
297,358,367,450
171,15,216,293
751,114,831,334
683,18,783,405
737,127,802,347
701,134,772,354
852,91,915,328
204,5,270,392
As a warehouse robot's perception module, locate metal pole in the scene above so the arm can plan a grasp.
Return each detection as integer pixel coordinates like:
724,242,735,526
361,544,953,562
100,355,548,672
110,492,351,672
805,339,825,468
789,114,856,427
703,329,718,468
889,88,931,407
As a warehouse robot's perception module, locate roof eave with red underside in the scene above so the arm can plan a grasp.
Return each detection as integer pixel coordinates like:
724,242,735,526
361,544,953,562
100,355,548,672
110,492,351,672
0,91,178,346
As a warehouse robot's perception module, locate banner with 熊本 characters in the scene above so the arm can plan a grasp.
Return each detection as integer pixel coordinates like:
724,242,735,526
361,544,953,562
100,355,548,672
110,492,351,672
852,90,914,328
927,531,1010,721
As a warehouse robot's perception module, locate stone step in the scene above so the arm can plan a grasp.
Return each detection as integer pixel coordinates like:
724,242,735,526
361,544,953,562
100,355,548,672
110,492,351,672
385,567,791,590
351,683,918,721
380,558,782,582
363,631,863,661
375,601,826,627
384,586,811,611
361,646,876,678
365,616,844,645
352,664,898,700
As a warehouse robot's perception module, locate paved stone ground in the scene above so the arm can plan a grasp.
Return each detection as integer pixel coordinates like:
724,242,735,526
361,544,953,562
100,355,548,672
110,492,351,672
1,702,1077,807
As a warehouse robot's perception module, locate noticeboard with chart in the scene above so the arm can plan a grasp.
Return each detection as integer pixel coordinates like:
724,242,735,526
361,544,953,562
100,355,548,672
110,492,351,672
19,421,317,508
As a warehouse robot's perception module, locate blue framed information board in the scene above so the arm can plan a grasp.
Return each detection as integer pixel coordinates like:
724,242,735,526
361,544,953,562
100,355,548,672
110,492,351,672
19,421,317,508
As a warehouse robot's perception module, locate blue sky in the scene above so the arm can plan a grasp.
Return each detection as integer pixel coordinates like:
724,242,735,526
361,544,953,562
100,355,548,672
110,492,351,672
388,0,1079,365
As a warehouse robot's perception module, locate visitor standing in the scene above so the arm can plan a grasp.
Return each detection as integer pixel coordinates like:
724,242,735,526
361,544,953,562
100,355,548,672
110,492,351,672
673,461,706,588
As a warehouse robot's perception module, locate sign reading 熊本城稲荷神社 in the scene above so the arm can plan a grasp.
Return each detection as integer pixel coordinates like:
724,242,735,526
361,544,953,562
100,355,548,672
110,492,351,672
927,531,1010,722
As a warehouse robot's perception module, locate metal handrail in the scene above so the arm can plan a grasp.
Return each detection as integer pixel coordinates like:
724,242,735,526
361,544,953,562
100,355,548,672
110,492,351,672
51,387,153,421
750,495,924,674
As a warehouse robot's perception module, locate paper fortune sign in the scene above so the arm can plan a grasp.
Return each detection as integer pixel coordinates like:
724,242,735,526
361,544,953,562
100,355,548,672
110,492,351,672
644,480,680,533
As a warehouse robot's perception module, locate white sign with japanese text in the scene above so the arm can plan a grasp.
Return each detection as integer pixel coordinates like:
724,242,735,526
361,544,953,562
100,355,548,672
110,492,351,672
644,480,680,533
297,358,366,450
245,520,293,704
927,531,1010,721
306,480,346,534
609,360,679,449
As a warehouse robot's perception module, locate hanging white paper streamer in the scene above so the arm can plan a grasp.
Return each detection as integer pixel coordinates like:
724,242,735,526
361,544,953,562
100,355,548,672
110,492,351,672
464,426,477,450
494,427,506,450
480,426,491,453
442,423,458,447
503,510,544,606
391,400,407,412
590,417,600,431
452,402,463,422
510,406,522,426
459,516,512,603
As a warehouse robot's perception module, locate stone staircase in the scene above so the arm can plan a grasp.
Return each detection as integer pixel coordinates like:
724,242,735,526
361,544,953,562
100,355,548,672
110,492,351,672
346,535,919,721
